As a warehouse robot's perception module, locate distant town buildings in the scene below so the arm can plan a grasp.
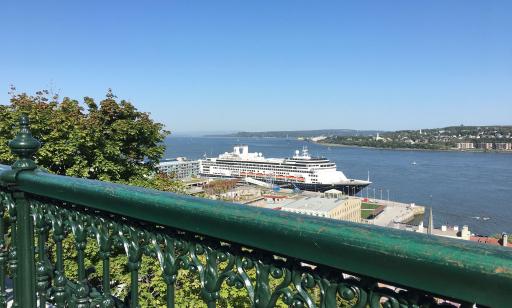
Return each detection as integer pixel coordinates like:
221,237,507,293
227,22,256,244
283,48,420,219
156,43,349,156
477,142,494,150
456,142,512,151
324,126,512,151
456,142,475,150
375,133,384,141
495,143,512,151
309,136,327,142
157,157,200,180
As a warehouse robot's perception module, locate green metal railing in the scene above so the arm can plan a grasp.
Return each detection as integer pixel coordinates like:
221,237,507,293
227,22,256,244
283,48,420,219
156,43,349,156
0,115,511,307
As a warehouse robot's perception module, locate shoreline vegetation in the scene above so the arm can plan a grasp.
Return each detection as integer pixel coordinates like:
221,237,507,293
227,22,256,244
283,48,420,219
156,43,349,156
315,141,512,153
206,128,383,138
198,136,512,153
317,125,512,153
206,125,512,153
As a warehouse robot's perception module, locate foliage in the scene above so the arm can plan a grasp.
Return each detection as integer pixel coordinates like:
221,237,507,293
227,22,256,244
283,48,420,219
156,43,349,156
1,88,182,306
120,172,186,194
203,179,239,196
56,233,283,307
361,202,381,210
0,87,168,181
323,136,450,150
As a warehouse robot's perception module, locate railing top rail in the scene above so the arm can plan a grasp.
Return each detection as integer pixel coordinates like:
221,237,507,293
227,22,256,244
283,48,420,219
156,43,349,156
1,163,511,306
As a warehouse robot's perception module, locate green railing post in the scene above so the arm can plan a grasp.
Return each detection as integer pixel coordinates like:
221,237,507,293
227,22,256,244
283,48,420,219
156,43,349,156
6,114,41,307
0,194,8,308
11,191,36,307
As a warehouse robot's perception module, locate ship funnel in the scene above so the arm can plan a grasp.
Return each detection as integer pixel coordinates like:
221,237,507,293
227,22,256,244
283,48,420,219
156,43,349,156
241,145,248,156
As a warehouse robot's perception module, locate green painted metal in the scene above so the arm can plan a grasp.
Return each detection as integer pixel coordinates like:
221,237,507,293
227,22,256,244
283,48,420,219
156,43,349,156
8,114,40,172
5,191,18,308
0,193,8,307
48,207,66,308
0,180,508,308
91,222,114,307
11,191,37,307
0,115,41,308
34,203,50,308
2,167,510,307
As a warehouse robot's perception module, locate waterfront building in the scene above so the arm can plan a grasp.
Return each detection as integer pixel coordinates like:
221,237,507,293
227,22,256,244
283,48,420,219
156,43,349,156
157,157,200,180
495,142,512,150
456,142,475,150
477,142,494,150
280,193,361,223
310,136,327,142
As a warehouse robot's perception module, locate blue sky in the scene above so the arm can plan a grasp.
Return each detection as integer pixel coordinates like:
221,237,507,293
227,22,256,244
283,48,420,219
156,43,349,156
1,1,511,133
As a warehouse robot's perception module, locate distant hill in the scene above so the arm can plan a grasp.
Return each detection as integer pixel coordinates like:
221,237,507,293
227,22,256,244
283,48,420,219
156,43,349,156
320,125,512,151
207,129,385,138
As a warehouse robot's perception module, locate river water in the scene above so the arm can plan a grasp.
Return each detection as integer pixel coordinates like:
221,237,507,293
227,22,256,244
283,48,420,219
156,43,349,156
164,136,512,236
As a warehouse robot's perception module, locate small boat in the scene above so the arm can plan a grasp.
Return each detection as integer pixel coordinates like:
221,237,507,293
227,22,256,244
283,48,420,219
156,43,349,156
412,161,417,165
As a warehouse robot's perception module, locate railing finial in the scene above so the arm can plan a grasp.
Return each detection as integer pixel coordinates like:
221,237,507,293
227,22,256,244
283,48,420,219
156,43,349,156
8,113,41,170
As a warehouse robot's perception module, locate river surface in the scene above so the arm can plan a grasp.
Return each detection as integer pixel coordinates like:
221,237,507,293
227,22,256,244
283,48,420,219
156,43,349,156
164,136,512,236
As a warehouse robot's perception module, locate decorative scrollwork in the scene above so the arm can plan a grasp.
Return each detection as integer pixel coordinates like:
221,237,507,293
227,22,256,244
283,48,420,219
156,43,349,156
0,191,10,306
46,204,67,306
0,193,470,308
33,201,52,305
90,218,114,307
67,210,91,307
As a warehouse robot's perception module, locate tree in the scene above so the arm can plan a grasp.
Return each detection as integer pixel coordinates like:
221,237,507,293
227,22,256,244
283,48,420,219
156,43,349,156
0,87,168,181
1,89,279,307
203,179,239,197
121,172,186,193
1,88,184,306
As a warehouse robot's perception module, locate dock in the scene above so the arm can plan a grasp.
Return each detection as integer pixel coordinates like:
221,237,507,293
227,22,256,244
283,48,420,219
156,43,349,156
360,198,425,227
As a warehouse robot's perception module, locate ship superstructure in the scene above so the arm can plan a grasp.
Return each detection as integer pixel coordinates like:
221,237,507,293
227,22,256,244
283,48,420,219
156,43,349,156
199,145,371,194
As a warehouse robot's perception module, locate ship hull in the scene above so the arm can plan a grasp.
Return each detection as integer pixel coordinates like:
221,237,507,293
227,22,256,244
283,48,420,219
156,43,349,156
200,174,369,195
276,181,369,195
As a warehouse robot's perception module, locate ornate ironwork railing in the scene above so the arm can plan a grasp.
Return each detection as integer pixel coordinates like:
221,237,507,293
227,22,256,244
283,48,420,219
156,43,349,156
0,115,511,307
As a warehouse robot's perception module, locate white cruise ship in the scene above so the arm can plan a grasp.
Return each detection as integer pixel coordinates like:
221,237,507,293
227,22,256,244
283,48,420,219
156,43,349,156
199,145,371,194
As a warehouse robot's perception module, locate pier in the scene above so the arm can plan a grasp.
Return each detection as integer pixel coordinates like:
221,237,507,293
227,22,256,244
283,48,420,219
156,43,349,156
360,198,425,226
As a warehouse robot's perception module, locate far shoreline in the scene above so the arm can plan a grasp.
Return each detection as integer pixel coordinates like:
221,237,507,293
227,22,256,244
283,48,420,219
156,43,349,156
315,142,512,154
174,135,512,154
